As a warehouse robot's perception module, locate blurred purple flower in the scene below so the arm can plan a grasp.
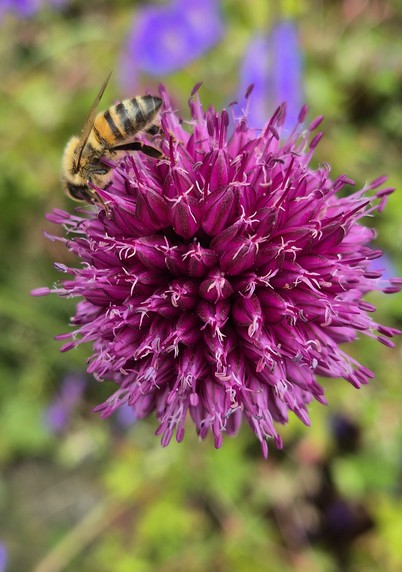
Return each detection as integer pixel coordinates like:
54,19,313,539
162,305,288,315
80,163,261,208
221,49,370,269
115,403,137,429
0,0,66,20
320,498,374,546
237,21,303,131
44,373,86,434
120,0,223,89
0,543,7,572
330,413,360,453
0,0,41,18
34,87,401,457
368,252,397,283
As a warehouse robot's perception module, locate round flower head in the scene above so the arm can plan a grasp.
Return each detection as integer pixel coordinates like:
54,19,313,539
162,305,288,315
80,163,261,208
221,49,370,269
34,86,401,457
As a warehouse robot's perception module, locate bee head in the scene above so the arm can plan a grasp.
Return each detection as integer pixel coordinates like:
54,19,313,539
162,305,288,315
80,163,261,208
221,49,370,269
62,178,111,217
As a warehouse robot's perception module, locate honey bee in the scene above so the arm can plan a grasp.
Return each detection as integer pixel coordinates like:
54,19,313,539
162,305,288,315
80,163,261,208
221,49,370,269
62,73,163,211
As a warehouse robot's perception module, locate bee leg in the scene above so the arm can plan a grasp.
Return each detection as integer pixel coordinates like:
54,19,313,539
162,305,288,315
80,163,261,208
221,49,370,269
89,189,112,218
112,141,163,159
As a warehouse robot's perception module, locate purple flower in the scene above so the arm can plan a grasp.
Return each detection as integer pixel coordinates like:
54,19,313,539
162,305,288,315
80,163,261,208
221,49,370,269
44,373,86,434
0,0,66,21
330,413,360,454
0,543,7,572
115,403,137,429
119,0,223,89
33,87,401,457
237,21,303,131
368,252,397,283
0,0,41,19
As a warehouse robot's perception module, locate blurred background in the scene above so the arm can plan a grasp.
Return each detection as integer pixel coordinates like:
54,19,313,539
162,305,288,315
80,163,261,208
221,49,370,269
1,0,402,570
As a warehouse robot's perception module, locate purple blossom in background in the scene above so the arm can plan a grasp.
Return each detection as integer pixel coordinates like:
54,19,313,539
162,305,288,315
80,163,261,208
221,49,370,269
44,373,86,434
272,22,303,129
33,87,401,457
237,21,303,131
0,543,7,572
368,252,397,284
0,0,66,20
0,0,41,18
116,403,137,429
120,0,223,89
330,413,360,453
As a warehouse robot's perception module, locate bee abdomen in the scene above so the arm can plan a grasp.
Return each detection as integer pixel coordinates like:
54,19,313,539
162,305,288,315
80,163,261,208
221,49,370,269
94,96,162,146
103,107,125,141
127,96,162,131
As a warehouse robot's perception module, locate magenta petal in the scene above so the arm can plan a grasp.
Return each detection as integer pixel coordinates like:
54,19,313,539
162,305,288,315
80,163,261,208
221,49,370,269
201,188,235,235
186,244,218,278
232,294,263,338
135,188,169,230
170,196,200,239
135,236,169,269
258,289,287,323
207,149,229,192
199,272,234,302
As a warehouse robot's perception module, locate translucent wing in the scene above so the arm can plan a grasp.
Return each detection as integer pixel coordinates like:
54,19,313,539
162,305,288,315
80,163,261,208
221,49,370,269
76,72,112,168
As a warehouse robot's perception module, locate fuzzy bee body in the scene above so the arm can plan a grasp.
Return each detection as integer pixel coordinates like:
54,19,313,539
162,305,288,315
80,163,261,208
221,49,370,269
62,75,162,208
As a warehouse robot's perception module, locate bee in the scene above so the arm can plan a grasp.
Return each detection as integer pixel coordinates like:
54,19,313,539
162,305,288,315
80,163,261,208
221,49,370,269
62,73,163,211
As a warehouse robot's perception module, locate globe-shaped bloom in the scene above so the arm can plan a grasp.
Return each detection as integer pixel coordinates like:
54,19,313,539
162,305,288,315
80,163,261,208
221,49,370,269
33,86,401,457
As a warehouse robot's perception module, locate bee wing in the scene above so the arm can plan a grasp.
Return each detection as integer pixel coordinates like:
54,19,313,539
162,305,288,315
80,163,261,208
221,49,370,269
76,72,112,168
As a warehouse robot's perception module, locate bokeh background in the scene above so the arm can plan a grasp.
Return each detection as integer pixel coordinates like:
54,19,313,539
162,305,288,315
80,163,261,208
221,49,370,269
1,1,402,570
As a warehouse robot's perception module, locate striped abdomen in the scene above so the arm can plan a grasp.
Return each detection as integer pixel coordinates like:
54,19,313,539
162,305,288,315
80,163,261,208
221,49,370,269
89,95,162,149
